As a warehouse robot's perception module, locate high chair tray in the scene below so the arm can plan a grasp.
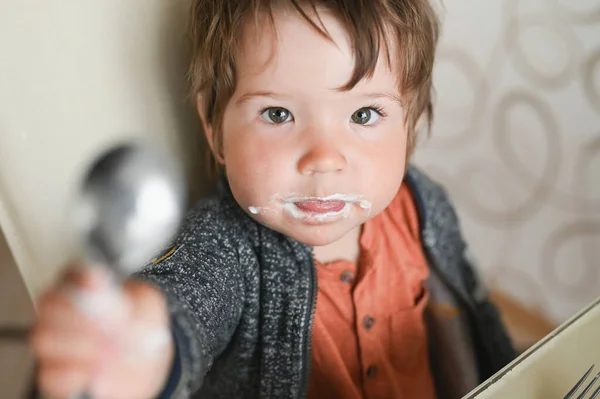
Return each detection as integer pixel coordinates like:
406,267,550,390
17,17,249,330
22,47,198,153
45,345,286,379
464,297,600,398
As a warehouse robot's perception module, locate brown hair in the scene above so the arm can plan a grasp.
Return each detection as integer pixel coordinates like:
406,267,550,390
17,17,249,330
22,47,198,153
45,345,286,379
188,0,439,168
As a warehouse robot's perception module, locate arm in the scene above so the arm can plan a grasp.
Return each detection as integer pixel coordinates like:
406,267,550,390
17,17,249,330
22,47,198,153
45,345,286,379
132,240,245,398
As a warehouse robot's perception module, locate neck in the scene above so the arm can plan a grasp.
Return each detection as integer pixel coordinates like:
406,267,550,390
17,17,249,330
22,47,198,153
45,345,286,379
313,225,362,264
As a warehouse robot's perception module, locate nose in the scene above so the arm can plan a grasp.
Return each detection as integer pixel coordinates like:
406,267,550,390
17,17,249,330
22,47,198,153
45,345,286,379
297,141,347,176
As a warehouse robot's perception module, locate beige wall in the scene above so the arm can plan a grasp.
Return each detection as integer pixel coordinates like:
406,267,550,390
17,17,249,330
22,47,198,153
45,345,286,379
0,0,210,299
413,0,600,323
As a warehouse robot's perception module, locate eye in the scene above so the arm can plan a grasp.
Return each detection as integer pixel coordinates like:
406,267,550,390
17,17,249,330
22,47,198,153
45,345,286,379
260,107,293,124
351,107,382,125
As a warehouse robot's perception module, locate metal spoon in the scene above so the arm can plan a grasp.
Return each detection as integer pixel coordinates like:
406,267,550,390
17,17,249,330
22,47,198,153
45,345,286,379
64,141,187,399
72,141,187,274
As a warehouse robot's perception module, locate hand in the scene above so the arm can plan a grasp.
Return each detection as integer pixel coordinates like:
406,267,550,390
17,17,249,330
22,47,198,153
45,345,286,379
30,265,174,399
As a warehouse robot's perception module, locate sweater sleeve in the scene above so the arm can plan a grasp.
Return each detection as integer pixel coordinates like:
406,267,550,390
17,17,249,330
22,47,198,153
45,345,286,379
132,239,245,398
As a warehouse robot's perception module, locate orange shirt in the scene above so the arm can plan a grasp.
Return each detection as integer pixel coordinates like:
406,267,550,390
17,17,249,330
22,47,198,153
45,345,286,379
308,183,437,399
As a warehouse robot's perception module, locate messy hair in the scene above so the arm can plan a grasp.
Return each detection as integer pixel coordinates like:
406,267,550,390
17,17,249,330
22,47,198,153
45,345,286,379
189,0,439,167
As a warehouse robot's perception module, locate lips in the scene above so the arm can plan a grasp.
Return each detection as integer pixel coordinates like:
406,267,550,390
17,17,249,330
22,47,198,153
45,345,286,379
293,200,346,213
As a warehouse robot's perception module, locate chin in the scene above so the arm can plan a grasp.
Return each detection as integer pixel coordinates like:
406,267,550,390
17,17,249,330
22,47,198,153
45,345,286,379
287,225,351,247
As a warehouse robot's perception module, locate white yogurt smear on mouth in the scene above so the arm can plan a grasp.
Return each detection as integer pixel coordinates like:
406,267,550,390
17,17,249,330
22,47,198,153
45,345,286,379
248,206,266,214
248,193,372,220
282,193,372,221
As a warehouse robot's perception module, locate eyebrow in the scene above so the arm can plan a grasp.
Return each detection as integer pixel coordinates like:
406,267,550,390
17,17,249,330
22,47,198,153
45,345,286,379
234,90,403,105
235,91,284,105
356,91,403,103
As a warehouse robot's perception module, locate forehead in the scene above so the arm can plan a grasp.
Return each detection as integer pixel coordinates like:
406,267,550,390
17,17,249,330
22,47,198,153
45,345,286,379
235,8,400,94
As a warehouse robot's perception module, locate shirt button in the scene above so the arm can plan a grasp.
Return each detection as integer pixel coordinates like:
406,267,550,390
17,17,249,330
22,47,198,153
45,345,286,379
366,365,378,378
340,271,355,284
362,315,375,330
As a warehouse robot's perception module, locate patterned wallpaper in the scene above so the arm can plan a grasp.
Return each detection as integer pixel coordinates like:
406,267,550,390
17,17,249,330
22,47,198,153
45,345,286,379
413,0,600,323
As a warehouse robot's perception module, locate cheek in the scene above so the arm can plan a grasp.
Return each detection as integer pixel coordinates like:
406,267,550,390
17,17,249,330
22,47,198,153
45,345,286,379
223,135,291,201
224,124,277,168
359,131,408,202
362,129,407,172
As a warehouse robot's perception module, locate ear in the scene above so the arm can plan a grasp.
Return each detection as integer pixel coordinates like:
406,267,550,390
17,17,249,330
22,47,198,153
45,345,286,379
196,94,225,164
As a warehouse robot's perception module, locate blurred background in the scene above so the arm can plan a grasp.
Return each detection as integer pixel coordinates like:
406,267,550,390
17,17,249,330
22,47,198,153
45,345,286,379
1,0,599,397
414,0,600,349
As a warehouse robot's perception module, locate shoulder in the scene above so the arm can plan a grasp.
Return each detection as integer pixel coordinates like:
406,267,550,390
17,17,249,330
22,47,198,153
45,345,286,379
405,164,473,289
404,164,462,240
142,189,260,274
404,165,452,211
170,188,259,253
405,165,494,303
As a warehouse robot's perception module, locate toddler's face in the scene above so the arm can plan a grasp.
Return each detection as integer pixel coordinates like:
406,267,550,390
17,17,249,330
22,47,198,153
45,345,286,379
208,9,408,247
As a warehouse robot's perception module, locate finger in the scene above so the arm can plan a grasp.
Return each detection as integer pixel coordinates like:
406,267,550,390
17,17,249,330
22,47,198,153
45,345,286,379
30,326,102,364
37,362,90,399
59,264,111,291
124,281,169,324
39,270,127,329
34,264,110,314
35,291,96,332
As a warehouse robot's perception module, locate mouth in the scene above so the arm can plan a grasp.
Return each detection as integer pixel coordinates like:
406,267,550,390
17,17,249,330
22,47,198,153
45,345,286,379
282,194,371,224
293,199,347,213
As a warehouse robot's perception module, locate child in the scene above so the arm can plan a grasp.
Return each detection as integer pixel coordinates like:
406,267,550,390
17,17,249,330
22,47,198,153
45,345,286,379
30,1,516,398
